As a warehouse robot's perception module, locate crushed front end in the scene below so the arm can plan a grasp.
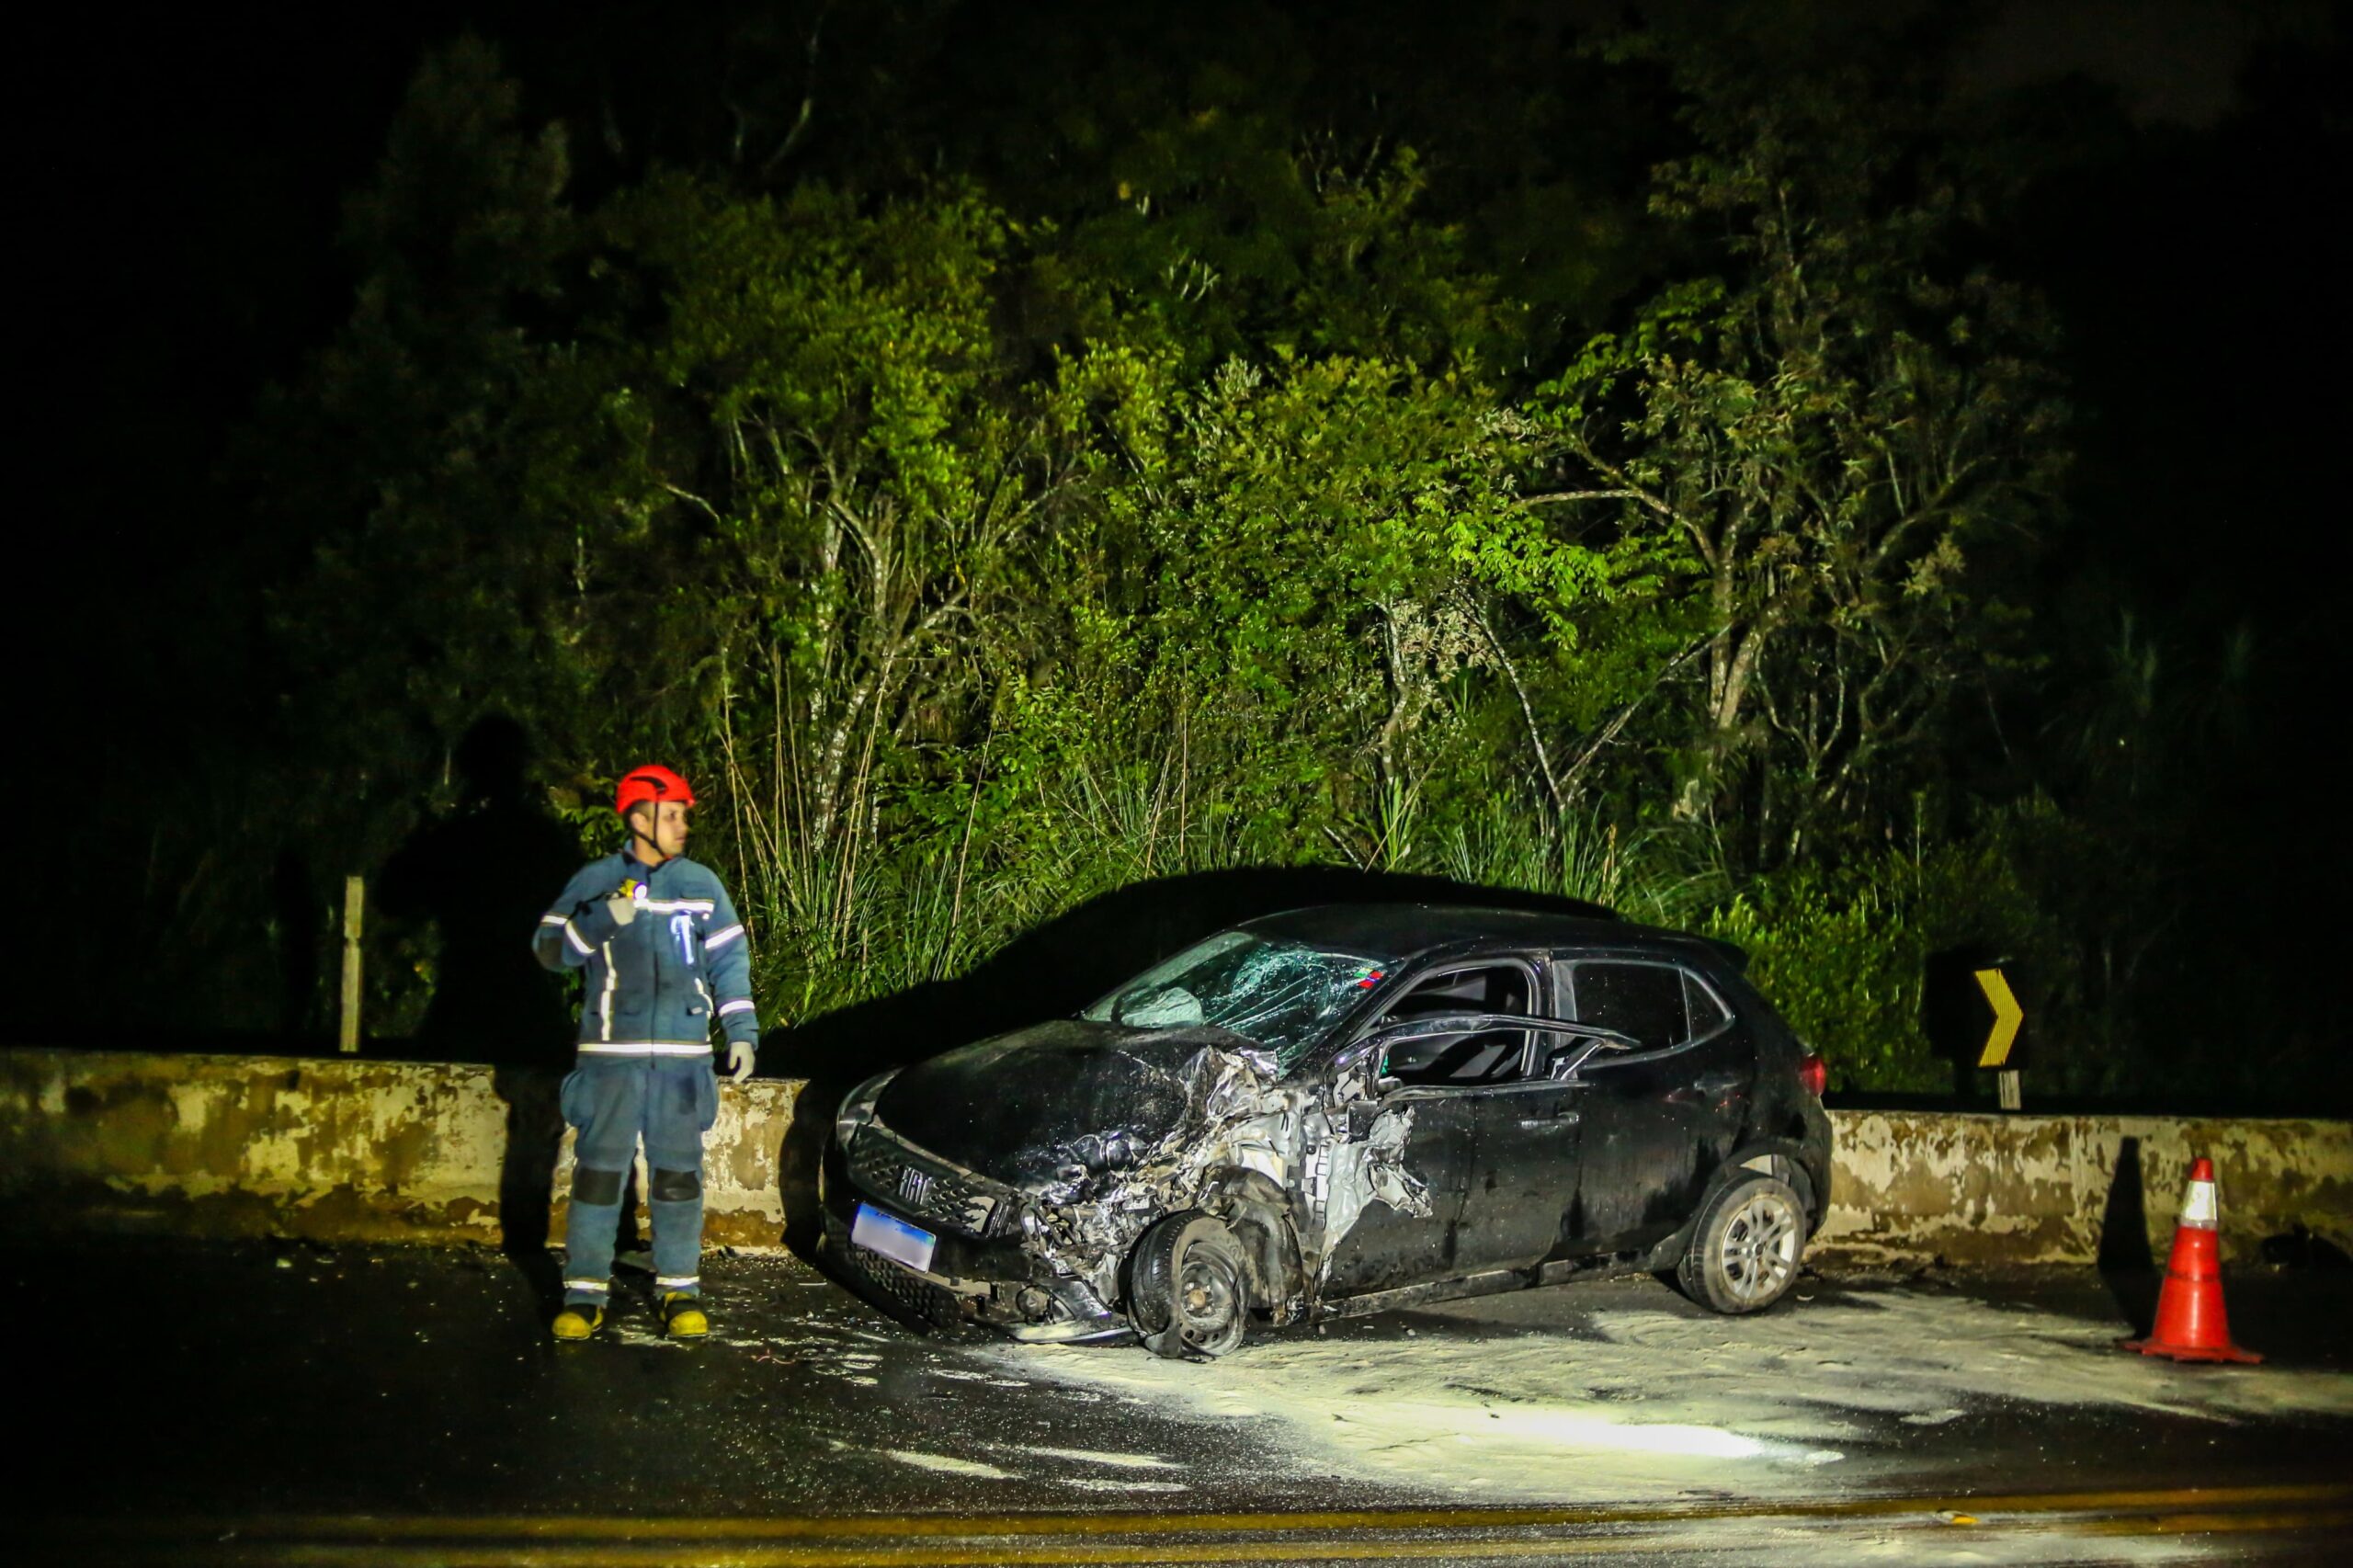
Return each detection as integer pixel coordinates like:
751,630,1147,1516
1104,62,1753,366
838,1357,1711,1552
824,1087,1135,1342
823,1028,1430,1344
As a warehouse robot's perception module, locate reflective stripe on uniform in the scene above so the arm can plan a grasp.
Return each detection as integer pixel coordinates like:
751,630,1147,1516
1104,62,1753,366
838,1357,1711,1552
563,922,593,957
705,924,745,950
599,944,617,1041
656,1276,700,1289
718,999,755,1017
576,1040,714,1055
640,899,716,915
540,914,568,927
563,1278,610,1293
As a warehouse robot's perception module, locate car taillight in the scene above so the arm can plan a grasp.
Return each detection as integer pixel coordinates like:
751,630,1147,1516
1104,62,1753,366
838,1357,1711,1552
1798,1051,1827,1098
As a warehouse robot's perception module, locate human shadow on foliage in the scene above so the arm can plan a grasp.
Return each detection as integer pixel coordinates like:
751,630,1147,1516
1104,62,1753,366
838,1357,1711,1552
377,715,641,1312
768,866,1612,1260
2097,1135,2158,1336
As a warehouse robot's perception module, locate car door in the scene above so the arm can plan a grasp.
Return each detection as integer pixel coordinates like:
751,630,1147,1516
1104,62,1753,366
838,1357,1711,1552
1314,1085,1484,1297
1559,959,1752,1256
1318,957,1580,1293
1448,962,1593,1273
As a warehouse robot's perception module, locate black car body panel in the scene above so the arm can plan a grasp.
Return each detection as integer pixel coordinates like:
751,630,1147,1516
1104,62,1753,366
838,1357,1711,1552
870,1020,1272,1190
823,903,1832,1342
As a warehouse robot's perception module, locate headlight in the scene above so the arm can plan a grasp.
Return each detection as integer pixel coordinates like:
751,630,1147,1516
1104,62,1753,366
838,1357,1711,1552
835,1070,898,1147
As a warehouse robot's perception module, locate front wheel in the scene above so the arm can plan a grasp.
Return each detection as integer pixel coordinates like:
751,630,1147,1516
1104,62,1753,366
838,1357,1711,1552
1127,1211,1250,1358
1677,1174,1806,1314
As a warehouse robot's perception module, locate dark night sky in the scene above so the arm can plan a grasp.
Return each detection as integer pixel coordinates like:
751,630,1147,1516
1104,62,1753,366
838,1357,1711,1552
20,2,2347,861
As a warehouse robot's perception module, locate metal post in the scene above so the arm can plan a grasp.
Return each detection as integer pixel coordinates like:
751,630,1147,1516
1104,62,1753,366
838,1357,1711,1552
338,875,365,1055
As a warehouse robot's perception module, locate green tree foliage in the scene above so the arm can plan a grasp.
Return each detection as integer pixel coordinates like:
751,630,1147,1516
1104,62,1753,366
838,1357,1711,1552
199,22,2305,1104
1531,40,2067,868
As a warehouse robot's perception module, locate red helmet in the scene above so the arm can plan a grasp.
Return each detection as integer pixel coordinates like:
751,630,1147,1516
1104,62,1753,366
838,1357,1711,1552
614,764,696,817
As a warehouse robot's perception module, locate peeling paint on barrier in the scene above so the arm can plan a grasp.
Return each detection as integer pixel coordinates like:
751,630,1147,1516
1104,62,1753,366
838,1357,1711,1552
0,1050,797,1247
0,1050,2343,1266
1815,1109,2353,1267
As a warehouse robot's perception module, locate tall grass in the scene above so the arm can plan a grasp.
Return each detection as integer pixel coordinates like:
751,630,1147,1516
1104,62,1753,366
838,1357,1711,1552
728,751,1263,1026
1435,794,1721,926
726,763,1738,1028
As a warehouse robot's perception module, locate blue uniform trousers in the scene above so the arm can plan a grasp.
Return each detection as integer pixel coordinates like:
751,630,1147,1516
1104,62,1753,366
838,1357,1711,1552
560,1057,718,1304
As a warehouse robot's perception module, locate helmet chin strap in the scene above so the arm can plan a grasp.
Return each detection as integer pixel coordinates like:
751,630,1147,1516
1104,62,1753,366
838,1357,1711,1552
628,801,668,864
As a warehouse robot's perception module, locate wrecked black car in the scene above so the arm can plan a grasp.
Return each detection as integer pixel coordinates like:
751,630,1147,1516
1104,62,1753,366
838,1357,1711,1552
820,904,1831,1358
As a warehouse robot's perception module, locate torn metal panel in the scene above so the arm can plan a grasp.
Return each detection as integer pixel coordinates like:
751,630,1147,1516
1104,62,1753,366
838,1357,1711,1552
1313,1104,1433,1266
849,1022,1436,1322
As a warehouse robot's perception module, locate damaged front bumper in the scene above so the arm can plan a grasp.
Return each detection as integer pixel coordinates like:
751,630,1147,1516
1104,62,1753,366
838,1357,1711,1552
824,1116,1135,1342
826,1039,1429,1344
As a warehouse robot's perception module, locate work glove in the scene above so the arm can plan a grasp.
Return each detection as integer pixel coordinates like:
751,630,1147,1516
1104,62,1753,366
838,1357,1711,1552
724,1040,756,1083
605,892,638,926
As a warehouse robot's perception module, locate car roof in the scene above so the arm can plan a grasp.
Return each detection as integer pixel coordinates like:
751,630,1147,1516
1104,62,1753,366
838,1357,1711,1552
1237,902,1742,969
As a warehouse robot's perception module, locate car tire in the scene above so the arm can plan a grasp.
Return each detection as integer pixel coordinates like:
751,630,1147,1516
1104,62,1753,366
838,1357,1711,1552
1676,1173,1807,1314
1128,1210,1250,1359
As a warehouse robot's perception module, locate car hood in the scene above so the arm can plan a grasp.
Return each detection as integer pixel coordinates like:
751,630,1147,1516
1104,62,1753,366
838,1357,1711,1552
873,1017,1279,1189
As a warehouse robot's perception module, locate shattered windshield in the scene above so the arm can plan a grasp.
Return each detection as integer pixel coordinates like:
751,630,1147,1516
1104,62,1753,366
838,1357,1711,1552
1081,932,1389,1070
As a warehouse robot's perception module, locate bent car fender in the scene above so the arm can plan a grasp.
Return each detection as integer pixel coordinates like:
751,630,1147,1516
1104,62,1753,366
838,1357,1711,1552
1645,1140,1823,1271
1019,1041,1438,1317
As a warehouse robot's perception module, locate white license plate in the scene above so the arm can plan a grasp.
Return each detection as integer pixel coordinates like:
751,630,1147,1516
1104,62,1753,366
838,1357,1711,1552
851,1202,938,1272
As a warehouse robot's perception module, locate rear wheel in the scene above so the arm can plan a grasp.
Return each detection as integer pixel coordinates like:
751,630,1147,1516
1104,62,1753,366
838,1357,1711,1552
1677,1174,1806,1314
1128,1211,1250,1358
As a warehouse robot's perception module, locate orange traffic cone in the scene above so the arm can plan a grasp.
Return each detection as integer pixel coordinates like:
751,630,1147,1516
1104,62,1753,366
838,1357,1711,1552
2120,1156,2261,1364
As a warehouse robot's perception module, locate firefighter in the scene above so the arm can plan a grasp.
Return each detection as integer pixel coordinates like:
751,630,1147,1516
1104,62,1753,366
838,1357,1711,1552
532,765,759,1340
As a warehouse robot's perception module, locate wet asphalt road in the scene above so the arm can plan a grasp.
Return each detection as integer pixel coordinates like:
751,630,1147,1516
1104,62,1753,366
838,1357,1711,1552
15,1240,2351,1564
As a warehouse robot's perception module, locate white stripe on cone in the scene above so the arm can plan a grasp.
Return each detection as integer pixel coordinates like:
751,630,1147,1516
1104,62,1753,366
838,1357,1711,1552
2179,1178,2219,1229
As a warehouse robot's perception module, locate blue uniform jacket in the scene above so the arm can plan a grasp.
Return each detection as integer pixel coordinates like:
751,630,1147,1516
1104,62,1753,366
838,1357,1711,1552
533,851,760,1057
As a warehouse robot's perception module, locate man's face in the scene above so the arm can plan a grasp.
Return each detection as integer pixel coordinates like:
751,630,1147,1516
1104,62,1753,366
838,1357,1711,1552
636,800,691,858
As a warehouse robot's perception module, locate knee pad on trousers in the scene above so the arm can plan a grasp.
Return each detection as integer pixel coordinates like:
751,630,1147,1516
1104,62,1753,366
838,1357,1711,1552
650,1167,702,1201
573,1165,627,1206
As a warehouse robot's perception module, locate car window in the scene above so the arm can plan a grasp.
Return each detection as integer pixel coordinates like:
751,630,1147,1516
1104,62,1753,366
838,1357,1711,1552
1377,963,1536,1086
1568,961,1689,1051
1684,970,1731,1036
1081,932,1388,1070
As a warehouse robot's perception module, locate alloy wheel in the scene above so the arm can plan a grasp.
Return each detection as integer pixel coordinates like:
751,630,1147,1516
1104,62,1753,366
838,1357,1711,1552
1717,1187,1801,1307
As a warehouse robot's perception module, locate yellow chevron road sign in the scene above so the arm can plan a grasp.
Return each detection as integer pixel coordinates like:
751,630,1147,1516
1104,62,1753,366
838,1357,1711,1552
1974,968,2024,1068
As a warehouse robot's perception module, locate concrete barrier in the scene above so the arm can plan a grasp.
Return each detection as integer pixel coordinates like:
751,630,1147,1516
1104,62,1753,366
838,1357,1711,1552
4,1049,2347,1266
0,1049,801,1248
1817,1110,2353,1267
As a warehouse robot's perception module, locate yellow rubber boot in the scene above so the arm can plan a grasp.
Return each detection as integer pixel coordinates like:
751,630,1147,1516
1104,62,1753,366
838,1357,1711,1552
662,1291,709,1339
551,1301,606,1341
